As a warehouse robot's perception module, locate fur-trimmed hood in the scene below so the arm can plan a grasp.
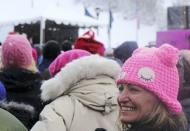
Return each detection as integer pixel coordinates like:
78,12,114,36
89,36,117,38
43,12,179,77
0,101,34,114
41,55,121,101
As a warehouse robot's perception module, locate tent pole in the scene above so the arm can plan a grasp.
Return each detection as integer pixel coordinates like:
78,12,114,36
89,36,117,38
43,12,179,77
40,17,45,47
108,27,111,49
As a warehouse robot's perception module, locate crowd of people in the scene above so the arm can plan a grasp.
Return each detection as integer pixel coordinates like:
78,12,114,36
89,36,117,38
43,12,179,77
0,31,189,131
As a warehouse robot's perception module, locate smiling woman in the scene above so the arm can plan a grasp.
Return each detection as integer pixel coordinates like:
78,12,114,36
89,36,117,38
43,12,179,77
117,44,188,131
118,84,159,124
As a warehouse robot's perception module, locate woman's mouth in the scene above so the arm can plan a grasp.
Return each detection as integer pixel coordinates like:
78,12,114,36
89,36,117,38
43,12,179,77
120,106,136,111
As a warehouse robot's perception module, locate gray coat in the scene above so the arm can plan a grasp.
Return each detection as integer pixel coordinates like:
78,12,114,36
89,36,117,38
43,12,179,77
0,108,28,131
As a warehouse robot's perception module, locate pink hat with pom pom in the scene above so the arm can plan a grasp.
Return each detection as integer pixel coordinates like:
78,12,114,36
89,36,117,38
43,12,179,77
49,49,91,77
117,44,182,114
2,34,33,69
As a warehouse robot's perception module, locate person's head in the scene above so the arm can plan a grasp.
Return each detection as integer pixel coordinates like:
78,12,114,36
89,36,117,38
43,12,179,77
49,49,91,77
117,44,187,129
117,84,159,123
1,34,38,72
61,40,72,51
114,41,138,64
43,40,61,60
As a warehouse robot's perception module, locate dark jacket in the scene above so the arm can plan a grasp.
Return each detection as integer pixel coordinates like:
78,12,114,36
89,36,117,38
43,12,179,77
126,121,187,131
0,68,43,129
38,58,53,80
127,126,186,131
38,58,52,73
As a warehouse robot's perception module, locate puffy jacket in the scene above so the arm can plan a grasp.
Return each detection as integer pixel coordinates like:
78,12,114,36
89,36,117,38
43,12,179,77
31,55,122,131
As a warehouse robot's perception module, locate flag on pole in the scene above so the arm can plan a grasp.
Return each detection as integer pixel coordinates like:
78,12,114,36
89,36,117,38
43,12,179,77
137,17,140,30
108,10,114,48
109,10,114,29
84,7,96,19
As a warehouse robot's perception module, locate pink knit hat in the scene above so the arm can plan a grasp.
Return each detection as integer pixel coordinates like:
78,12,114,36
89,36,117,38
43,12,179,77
2,34,33,69
117,44,182,114
49,49,91,77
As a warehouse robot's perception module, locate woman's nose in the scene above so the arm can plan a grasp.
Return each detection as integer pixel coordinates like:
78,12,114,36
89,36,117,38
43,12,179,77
118,88,129,102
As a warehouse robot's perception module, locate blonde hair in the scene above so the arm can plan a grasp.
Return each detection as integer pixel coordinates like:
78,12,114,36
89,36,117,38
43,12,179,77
120,102,187,131
140,102,187,130
26,58,38,73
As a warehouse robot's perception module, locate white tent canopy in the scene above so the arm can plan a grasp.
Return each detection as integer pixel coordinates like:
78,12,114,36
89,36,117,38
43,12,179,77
0,0,105,27
0,0,106,44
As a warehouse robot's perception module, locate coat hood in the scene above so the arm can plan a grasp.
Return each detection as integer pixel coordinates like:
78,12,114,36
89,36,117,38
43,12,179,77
69,75,119,112
41,55,121,101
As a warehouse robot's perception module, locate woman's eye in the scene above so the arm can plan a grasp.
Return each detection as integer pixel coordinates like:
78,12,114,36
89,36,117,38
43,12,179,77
118,85,124,92
128,86,139,92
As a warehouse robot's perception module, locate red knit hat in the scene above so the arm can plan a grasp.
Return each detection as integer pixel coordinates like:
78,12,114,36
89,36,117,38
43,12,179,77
2,34,33,69
74,30,105,56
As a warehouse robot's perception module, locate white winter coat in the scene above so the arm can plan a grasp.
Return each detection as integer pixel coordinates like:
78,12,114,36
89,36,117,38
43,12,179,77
31,55,121,131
